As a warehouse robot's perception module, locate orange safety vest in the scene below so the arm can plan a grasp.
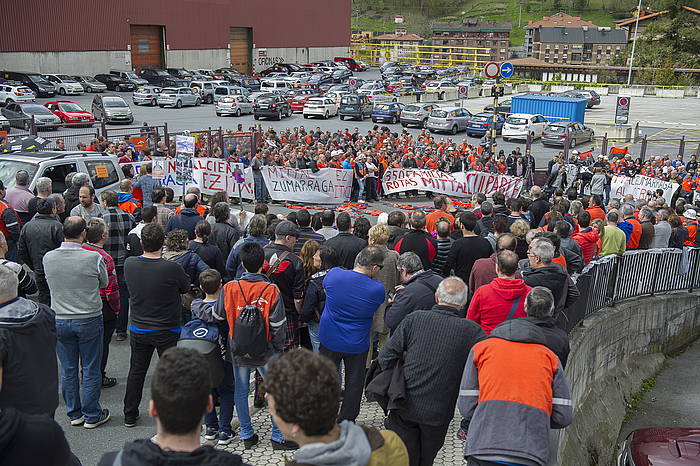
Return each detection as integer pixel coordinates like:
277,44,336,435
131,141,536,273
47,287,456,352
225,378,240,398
0,200,20,238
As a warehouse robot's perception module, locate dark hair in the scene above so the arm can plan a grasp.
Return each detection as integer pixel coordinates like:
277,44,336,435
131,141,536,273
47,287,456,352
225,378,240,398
353,217,370,241
336,212,351,232
209,202,228,224
36,197,56,215
152,187,166,204
496,250,519,276
493,214,509,235
151,347,210,435
311,212,323,231
164,187,175,203
209,191,228,208
141,223,165,252
267,219,280,240
492,191,505,206
387,211,405,227
577,210,591,228
254,203,269,215
286,211,298,225
607,211,619,223
195,220,211,244
264,348,340,437
240,242,265,273
199,269,221,295
554,220,571,237
141,205,157,223
535,231,561,254
63,216,86,240
100,190,118,207
85,218,106,244
321,209,335,227
458,212,478,232
317,246,339,271
591,194,602,207
296,209,311,227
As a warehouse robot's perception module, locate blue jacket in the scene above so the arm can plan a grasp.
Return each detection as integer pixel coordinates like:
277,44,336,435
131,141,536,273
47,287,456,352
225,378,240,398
225,235,270,279
163,250,208,285
165,208,204,240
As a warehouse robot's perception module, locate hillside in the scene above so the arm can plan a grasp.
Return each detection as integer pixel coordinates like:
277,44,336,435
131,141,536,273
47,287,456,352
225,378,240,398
352,0,634,46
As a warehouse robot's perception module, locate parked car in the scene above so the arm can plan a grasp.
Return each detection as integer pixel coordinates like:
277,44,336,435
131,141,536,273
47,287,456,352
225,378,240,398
0,114,9,132
253,95,291,120
132,86,162,106
166,68,194,81
42,75,84,95
259,63,303,76
334,57,367,71
157,87,201,108
371,102,405,124
43,100,95,126
240,77,261,92
308,72,334,86
483,98,512,114
466,112,505,137
502,113,549,141
110,70,148,86
303,97,339,119
72,76,107,93
260,79,294,93
0,82,35,105
94,74,135,92
541,121,594,147
339,94,373,121
290,94,314,113
0,72,55,97
618,427,700,466
426,106,473,135
215,95,253,117
331,68,352,83
196,69,224,80
189,80,221,104
323,90,349,106
91,94,133,124
560,89,601,108
213,85,250,103
2,102,61,130
400,103,436,128
139,69,175,87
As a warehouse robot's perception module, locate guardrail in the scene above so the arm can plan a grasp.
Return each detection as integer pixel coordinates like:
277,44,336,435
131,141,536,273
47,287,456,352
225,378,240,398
559,247,700,333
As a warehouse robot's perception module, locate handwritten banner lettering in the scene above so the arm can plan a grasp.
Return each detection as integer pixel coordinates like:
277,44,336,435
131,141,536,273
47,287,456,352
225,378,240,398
382,168,523,198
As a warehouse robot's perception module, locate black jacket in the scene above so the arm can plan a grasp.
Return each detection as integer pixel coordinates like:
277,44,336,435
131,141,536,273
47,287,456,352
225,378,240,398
0,408,74,466
384,270,443,332
522,264,577,313
528,198,551,229
210,222,239,267
325,232,367,270
98,439,250,466
523,316,570,368
387,225,408,249
18,214,63,273
394,229,437,270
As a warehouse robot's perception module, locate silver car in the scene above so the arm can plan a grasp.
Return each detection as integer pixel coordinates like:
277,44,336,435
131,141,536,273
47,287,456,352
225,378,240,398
215,95,253,117
400,103,436,128
91,94,133,124
132,86,162,106
426,106,472,134
157,87,201,108
1,102,61,130
72,76,107,93
541,121,594,147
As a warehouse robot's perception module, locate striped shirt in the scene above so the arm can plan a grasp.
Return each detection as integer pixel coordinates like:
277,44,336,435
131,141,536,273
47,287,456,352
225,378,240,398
82,243,120,314
0,258,37,297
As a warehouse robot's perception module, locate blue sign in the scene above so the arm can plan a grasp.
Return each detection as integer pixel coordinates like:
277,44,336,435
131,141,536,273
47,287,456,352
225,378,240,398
500,62,514,79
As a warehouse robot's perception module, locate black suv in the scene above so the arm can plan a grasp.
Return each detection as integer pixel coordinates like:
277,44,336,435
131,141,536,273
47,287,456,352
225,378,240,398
94,74,135,92
1,71,56,97
253,95,291,120
139,69,176,87
165,68,193,81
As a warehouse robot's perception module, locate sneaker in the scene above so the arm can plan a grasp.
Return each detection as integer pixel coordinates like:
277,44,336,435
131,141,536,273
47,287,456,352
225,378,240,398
115,333,127,341
102,376,117,388
70,416,85,426
204,427,218,440
84,409,110,429
217,431,234,445
243,434,259,449
124,414,140,428
271,439,299,451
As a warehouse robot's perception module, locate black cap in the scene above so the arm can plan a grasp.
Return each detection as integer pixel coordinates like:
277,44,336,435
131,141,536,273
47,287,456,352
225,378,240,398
275,220,300,238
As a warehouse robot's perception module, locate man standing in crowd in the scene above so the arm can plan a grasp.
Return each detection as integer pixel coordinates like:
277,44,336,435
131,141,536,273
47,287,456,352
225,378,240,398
522,238,576,313
251,151,268,203
385,252,443,333
18,197,63,305
0,180,21,262
524,286,570,367
620,204,642,250
638,207,656,250
458,299,573,466
133,162,161,207
101,190,136,342
82,218,121,389
571,211,599,265
586,194,606,222
117,179,142,218
651,207,672,249
317,209,338,240
99,348,250,466
43,216,110,429
0,232,37,298
123,223,190,427
27,176,52,219
425,195,454,234
264,220,305,351
293,208,324,255
394,210,437,270
380,277,484,466
446,212,492,283
528,186,550,228
151,187,174,228
554,221,584,274
468,233,517,295
70,185,104,220
387,211,408,249
600,211,626,257
64,173,91,216
226,214,269,279
165,193,203,239
325,212,367,269
4,170,34,224
467,250,531,334
126,206,158,257
320,246,386,422
216,242,293,450
431,220,453,277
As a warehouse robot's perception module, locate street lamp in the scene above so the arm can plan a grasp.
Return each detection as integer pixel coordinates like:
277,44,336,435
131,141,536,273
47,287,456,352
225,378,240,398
626,0,643,86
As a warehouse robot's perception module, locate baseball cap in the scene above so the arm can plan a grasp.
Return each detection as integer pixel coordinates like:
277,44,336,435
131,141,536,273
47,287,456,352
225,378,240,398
275,220,300,238
685,209,697,220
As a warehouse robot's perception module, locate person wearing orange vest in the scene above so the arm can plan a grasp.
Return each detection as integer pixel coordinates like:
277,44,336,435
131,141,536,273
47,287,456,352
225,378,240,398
683,208,698,246
0,180,22,262
117,179,142,219
621,204,642,249
175,187,208,217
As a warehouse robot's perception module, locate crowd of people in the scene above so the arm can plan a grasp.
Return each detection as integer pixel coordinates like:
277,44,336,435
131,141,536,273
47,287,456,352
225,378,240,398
0,135,699,466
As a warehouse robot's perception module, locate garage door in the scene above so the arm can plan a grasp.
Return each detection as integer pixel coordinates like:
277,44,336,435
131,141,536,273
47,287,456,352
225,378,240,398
230,27,252,74
130,25,164,72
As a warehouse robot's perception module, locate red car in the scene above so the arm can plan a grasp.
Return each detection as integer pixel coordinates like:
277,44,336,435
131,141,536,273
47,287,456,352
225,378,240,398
618,427,700,465
334,57,367,72
43,100,95,127
289,94,315,113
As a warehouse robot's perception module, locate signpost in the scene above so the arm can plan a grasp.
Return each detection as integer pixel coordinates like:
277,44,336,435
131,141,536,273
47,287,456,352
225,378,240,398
483,62,500,79
458,85,467,108
615,96,631,125
483,61,515,156
349,78,358,87
499,61,514,79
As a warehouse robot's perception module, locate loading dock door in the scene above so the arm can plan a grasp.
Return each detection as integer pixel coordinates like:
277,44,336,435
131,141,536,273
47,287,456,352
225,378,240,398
230,27,252,74
130,25,165,72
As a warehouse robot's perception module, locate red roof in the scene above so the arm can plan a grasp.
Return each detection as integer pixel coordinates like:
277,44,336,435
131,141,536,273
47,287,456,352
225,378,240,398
375,33,424,41
527,12,598,29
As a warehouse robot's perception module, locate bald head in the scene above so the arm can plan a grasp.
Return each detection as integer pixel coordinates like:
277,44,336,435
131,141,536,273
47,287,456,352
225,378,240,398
530,186,543,199
119,178,133,193
435,277,468,309
183,193,198,209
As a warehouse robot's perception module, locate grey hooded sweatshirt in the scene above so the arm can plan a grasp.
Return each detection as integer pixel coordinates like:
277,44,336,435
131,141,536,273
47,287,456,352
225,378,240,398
291,421,372,466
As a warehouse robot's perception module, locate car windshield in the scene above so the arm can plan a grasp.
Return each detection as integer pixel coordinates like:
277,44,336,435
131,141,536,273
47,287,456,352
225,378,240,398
28,75,50,84
59,103,83,112
470,116,489,123
161,88,177,94
548,126,567,133
431,110,448,118
22,105,52,114
243,79,257,85
0,160,38,189
375,104,391,110
124,72,138,79
56,75,77,82
103,97,127,107
506,117,528,125
307,98,324,104
155,71,170,76
404,105,421,112
341,96,359,104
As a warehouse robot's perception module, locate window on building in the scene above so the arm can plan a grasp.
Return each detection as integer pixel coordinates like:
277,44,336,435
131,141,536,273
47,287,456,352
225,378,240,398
564,44,568,50
500,48,506,53
554,44,559,49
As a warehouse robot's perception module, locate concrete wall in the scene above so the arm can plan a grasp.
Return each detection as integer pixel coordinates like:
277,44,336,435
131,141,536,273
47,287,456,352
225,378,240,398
557,291,700,466
0,51,133,75
165,49,228,69
251,46,349,73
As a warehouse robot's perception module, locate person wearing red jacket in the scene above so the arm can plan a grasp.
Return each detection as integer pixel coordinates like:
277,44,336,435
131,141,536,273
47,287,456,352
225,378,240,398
571,211,599,265
466,250,531,334
585,194,606,222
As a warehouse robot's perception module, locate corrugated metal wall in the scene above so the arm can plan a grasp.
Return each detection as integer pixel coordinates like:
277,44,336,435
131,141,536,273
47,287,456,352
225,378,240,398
0,0,351,52
511,95,588,123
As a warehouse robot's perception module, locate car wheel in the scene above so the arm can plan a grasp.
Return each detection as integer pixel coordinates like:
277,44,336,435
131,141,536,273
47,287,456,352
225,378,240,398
235,108,241,117
216,112,222,116
85,87,92,93
372,118,377,123
324,111,329,119
151,99,157,106
391,116,397,124
339,115,345,121
276,111,281,121
195,98,201,106
392,98,397,102
175,100,182,108
159,105,165,108
422,118,428,128
5,99,11,106
451,125,458,135
254,115,259,120
530,132,535,140
205,95,213,104
304,114,309,119
401,122,407,127
23,121,30,131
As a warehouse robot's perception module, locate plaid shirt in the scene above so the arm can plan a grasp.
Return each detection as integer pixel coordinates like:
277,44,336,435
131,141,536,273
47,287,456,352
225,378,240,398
102,207,135,270
153,203,174,229
82,243,120,313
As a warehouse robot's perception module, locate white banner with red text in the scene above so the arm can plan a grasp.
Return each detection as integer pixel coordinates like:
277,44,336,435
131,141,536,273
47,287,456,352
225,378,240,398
611,175,679,205
261,166,353,204
382,168,524,198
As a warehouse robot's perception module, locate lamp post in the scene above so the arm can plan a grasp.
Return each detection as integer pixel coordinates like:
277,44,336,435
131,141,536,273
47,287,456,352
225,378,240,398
626,0,643,86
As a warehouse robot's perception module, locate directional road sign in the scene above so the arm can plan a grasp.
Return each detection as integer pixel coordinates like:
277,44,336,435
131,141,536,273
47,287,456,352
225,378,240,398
500,61,514,79
484,62,500,79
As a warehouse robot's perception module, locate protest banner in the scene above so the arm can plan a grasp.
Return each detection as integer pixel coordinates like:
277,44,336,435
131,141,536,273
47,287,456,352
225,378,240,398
175,135,195,187
382,168,523,198
151,157,166,180
611,175,679,205
261,166,353,204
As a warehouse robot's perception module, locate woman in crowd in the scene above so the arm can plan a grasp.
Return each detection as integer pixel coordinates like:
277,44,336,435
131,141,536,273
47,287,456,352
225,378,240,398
300,246,339,353
189,221,226,278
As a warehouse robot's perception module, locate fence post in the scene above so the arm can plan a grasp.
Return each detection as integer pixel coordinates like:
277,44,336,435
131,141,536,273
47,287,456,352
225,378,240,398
679,135,685,158
564,133,571,162
601,133,608,156
640,135,648,162
164,122,169,148
100,119,107,139
526,132,532,153
649,253,662,296
30,116,37,136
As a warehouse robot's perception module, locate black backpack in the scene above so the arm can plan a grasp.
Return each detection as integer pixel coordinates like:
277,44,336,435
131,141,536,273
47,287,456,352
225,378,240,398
231,281,272,359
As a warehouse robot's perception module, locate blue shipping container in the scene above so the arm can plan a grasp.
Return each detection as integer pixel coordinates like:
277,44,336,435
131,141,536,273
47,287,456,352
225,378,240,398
511,94,587,123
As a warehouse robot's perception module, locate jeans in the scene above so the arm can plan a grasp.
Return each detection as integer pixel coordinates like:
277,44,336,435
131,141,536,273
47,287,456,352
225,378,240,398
366,177,377,201
233,364,284,442
101,318,116,378
123,331,179,419
116,270,129,334
55,316,104,423
205,361,235,434
319,345,368,422
357,178,365,202
385,411,451,466
307,321,320,353
254,173,267,202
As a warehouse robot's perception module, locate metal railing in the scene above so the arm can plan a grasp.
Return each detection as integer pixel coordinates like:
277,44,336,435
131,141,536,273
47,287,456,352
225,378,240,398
559,247,700,333
350,42,491,70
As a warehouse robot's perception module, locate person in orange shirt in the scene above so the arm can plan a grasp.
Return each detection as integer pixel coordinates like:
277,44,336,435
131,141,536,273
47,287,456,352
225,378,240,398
683,208,698,246
174,187,208,217
425,195,455,233
622,204,642,249
117,179,142,216
585,194,606,222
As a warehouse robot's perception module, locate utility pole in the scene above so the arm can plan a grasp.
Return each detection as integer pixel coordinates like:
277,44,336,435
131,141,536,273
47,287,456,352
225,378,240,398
491,78,500,155
627,0,642,86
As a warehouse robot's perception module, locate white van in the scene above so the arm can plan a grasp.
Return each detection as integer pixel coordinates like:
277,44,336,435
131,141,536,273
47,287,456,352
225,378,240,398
260,80,294,92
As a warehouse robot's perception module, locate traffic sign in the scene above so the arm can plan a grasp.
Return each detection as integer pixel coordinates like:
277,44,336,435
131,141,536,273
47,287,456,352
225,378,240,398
615,96,631,125
349,78,358,87
500,61,514,79
484,62,500,79
458,86,468,96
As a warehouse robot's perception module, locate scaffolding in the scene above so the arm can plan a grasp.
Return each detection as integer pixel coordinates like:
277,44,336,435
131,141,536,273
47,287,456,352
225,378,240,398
350,42,491,71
